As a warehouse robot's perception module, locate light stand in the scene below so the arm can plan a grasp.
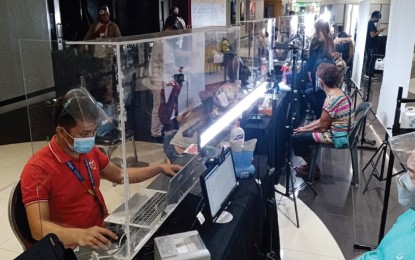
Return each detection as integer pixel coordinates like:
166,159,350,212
355,86,412,250
273,38,316,228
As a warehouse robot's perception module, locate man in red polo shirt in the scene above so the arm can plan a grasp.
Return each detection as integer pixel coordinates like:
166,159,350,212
21,88,181,250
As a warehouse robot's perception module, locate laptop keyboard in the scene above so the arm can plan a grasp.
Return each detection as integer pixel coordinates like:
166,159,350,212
131,192,167,226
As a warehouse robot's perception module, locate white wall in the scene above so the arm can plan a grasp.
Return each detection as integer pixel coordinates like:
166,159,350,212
192,0,228,27
351,0,369,89
376,0,415,129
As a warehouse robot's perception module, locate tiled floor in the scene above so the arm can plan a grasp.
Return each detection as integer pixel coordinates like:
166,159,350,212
0,74,410,260
280,75,408,259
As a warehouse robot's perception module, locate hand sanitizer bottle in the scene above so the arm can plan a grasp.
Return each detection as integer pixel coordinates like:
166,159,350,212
230,120,245,145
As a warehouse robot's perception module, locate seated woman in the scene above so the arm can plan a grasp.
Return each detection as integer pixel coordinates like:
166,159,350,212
292,63,354,179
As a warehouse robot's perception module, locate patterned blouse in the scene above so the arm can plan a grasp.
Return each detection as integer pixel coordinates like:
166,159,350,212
312,94,354,144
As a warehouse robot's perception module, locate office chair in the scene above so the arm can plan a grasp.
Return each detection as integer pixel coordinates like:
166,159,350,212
95,129,148,168
8,181,37,251
307,102,372,185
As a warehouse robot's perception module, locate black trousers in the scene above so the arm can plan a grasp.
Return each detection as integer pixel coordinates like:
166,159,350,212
365,47,378,76
291,132,318,158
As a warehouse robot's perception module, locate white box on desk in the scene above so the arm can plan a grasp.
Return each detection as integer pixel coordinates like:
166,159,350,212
154,230,210,260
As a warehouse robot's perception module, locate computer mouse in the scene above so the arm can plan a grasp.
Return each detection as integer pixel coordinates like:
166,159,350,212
105,225,126,244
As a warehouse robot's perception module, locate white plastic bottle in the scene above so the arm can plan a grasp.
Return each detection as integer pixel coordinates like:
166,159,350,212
230,121,245,145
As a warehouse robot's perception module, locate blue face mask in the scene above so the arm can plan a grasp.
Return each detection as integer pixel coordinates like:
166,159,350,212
397,172,415,210
63,128,96,154
72,136,95,154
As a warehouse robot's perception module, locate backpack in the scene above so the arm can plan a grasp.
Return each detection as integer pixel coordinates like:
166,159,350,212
239,59,251,86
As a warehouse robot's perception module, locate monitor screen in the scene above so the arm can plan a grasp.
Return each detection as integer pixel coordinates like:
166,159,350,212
200,148,238,221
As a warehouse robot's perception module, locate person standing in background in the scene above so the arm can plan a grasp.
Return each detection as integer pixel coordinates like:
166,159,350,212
84,5,122,74
164,6,186,30
304,19,335,119
84,5,121,40
148,25,184,140
365,11,385,78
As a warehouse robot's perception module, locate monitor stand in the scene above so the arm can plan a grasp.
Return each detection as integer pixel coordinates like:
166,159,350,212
215,211,233,224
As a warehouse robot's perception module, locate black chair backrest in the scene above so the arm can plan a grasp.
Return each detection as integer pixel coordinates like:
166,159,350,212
349,102,372,146
8,181,37,250
95,129,134,146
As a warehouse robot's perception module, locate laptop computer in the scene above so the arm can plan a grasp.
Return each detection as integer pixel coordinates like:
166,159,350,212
200,147,238,223
105,154,204,227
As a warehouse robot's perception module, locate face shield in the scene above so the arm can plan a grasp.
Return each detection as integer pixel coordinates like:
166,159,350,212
61,88,112,128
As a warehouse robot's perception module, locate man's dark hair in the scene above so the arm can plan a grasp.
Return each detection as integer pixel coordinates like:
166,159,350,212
337,31,349,38
371,11,381,19
316,63,340,88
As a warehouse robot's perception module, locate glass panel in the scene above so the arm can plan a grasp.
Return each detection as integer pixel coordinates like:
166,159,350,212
20,26,243,259
236,18,276,87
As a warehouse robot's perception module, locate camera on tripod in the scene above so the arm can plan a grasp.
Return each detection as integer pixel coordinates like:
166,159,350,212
174,73,185,84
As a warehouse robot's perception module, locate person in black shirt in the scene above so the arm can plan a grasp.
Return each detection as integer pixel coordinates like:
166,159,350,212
365,11,385,77
164,6,186,30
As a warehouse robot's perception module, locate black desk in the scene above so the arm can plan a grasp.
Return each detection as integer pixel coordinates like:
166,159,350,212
241,92,289,171
137,155,280,260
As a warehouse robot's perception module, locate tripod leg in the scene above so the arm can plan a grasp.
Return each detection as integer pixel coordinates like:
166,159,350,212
288,163,300,228
362,142,385,172
362,170,375,194
263,168,281,260
363,145,385,194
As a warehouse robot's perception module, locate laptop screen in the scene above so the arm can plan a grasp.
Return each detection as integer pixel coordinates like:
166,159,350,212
200,148,238,222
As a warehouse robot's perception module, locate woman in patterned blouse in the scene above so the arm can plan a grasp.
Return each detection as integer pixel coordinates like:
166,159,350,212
292,63,354,179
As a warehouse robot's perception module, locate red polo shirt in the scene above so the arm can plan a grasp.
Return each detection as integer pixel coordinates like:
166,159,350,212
21,135,110,229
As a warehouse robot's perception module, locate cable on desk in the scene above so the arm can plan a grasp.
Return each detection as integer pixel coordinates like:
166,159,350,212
189,196,206,230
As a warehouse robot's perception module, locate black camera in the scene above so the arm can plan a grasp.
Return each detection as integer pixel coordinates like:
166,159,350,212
174,73,185,84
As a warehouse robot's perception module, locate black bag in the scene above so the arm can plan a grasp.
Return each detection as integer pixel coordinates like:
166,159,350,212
16,233,76,260
158,81,182,126
239,59,251,86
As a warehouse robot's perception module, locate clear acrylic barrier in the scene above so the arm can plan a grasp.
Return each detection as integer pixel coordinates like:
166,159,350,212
275,15,315,62
235,19,275,87
18,26,257,259
389,131,415,165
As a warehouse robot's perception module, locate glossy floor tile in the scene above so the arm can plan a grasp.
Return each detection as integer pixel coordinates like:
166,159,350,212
0,78,410,260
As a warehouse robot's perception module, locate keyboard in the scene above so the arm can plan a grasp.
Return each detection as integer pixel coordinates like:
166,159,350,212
131,192,167,226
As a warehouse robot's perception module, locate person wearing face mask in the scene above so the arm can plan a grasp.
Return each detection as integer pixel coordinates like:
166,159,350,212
364,11,384,79
84,5,121,40
292,63,354,180
356,150,415,259
20,88,181,251
84,5,121,73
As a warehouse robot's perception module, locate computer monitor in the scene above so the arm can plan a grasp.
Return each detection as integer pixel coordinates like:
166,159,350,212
200,148,238,222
